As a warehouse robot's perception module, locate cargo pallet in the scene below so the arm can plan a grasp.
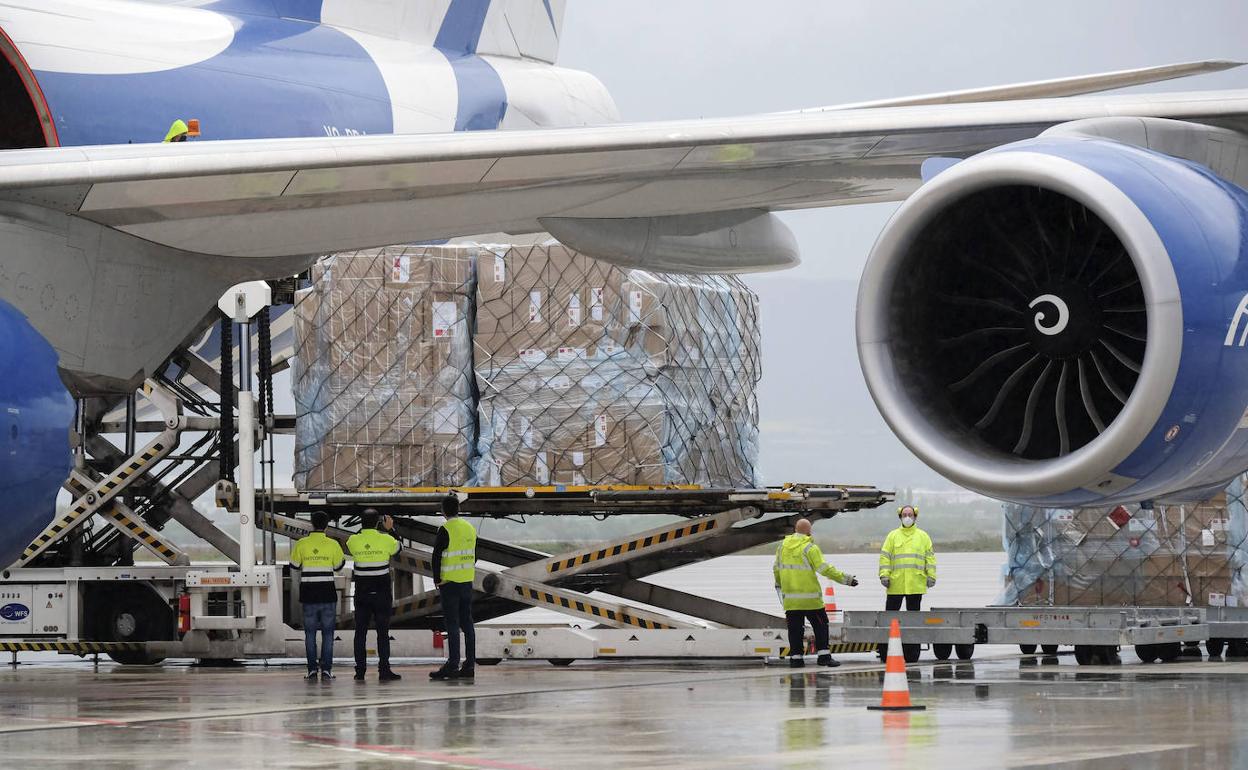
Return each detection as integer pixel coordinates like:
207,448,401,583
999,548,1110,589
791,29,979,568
837,605,1248,665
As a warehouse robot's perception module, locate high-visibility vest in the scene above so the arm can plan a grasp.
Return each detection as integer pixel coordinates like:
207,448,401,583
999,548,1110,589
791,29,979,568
440,518,477,584
290,531,345,603
773,534,850,612
879,526,937,595
347,528,399,582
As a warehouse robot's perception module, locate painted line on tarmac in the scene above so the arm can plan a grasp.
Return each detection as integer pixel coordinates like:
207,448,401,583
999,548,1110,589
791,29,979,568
0,661,897,736
288,731,545,770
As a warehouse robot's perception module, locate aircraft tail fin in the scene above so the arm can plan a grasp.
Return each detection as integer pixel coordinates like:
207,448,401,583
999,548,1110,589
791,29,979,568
320,1,566,64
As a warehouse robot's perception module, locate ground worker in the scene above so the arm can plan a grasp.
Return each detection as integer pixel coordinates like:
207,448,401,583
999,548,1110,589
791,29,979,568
163,119,190,143
879,504,937,611
346,509,401,682
430,494,477,681
774,518,859,668
290,511,345,680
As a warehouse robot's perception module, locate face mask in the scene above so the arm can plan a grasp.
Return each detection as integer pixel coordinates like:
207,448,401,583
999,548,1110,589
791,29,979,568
901,516,915,528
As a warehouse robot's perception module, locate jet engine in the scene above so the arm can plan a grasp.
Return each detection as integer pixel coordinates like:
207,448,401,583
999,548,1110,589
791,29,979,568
857,126,1248,506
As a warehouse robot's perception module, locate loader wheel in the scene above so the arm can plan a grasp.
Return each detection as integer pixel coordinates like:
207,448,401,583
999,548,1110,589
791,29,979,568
1206,639,1226,658
1135,644,1160,663
1018,644,1037,655
932,643,952,661
1074,645,1094,665
902,644,921,663
1041,644,1060,655
955,644,975,660
107,650,166,666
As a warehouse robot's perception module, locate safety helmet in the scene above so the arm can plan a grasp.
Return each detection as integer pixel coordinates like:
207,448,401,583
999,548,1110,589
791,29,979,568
163,119,189,143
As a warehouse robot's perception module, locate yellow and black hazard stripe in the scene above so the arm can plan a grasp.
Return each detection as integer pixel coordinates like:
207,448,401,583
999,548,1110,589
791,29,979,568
0,641,144,653
547,518,720,574
22,441,168,560
392,594,440,617
778,642,879,657
516,587,676,630
99,508,181,563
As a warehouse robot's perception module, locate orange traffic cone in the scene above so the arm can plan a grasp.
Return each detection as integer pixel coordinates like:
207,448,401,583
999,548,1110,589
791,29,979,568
868,619,926,711
824,585,841,622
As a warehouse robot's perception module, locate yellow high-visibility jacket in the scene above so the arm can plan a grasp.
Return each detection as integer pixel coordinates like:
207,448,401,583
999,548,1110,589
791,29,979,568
773,534,852,611
879,526,936,595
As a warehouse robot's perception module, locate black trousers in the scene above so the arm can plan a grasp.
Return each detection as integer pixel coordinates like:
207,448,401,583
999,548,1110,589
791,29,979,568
885,594,924,611
353,590,393,674
439,581,476,669
785,609,829,657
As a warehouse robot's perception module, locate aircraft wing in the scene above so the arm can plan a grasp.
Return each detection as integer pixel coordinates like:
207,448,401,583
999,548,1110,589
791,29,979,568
1,87,1247,268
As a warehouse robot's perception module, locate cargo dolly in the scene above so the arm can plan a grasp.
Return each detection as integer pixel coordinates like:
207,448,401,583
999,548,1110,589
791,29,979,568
840,606,1209,665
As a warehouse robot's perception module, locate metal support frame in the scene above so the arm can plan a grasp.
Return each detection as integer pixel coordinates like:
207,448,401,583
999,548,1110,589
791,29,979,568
259,485,891,632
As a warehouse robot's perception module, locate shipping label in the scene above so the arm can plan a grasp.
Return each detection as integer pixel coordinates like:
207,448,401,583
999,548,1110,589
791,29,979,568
546,374,572,391
489,459,502,487
391,254,410,283
529,291,543,322
629,291,643,323
591,288,604,321
519,348,547,365
567,293,582,327
494,255,506,283
556,347,586,362
572,451,585,467
432,301,458,338
535,453,550,484
595,414,608,447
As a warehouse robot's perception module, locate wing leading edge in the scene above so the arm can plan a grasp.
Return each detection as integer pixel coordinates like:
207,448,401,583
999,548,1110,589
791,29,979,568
1,86,1246,269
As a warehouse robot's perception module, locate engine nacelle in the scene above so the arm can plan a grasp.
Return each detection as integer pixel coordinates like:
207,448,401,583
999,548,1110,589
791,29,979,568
857,134,1248,507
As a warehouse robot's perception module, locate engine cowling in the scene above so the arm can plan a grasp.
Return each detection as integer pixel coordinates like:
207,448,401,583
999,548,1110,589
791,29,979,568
857,134,1248,507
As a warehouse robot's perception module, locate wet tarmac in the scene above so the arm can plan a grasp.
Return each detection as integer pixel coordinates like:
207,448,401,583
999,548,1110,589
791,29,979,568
1,651,1245,768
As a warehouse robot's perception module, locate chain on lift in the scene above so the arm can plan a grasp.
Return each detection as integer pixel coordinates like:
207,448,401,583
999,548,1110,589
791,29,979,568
219,314,235,482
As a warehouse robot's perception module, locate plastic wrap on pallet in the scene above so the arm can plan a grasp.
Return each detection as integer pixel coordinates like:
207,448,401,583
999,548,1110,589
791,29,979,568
292,246,476,489
472,244,760,487
998,482,1248,608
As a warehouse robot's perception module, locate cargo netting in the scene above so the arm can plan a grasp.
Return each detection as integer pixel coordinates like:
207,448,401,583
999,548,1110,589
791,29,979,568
473,244,760,487
292,242,761,490
293,246,476,489
999,476,1248,608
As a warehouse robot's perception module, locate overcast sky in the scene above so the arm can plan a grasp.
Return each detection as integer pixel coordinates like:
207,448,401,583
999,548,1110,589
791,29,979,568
561,0,1248,284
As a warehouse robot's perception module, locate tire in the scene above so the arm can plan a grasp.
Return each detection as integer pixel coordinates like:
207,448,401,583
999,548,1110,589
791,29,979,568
1018,644,1037,655
1156,643,1182,663
107,650,166,666
1135,644,1160,663
955,644,975,660
83,583,175,645
1227,639,1248,658
476,658,503,667
1206,639,1226,658
548,659,575,667
1073,645,1094,665
902,644,921,664
1041,644,1060,655
1097,645,1121,665
932,643,953,661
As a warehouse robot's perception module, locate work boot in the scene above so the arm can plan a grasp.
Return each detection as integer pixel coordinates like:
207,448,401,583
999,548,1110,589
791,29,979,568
320,671,336,681
457,665,475,680
789,657,805,669
353,671,366,681
817,654,839,668
379,670,402,682
429,666,459,680
305,670,320,680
